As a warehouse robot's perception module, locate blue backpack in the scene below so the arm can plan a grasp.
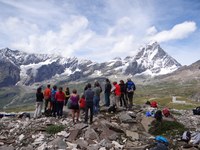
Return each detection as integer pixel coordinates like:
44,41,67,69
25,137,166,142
155,136,169,145
127,81,136,92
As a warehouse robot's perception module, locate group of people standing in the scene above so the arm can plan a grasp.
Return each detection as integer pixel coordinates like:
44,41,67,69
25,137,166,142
34,85,70,119
33,78,136,124
105,78,136,109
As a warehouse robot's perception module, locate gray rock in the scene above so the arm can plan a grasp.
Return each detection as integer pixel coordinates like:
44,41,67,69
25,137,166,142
73,123,88,130
126,130,139,140
119,113,136,123
0,146,14,150
99,139,113,149
141,116,155,132
48,137,67,149
76,138,88,149
85,127,99,141
67,130,79,142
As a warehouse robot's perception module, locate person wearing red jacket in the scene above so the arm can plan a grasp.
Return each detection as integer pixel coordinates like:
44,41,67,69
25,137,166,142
55,87,65,117
111,81,121,108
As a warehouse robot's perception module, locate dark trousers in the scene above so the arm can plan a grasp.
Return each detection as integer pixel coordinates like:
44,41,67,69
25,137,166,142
104,92,110,106
44,98,51,112
51,101,57,116
120,93,127,107
85,101,93,124
57,101,64,116
127,92,134,107
93,96,100,115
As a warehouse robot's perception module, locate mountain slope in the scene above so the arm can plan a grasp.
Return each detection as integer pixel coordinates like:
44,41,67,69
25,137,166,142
0,41,182,87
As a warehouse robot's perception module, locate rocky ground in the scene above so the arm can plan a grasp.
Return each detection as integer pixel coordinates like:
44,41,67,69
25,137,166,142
0,105,200,150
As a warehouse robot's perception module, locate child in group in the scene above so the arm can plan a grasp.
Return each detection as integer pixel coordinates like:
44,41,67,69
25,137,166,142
79,94,86,119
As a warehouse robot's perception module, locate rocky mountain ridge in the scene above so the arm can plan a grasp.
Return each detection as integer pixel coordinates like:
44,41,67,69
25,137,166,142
0,41,181,87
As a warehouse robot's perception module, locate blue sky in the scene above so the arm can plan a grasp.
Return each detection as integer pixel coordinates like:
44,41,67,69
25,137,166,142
0,0,199,65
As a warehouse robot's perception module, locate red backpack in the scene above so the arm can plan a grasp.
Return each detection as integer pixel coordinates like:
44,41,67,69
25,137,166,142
150,101,158,108
162,108,170,117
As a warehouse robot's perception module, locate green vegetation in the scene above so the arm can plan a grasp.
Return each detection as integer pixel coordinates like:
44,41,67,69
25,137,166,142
4,105,35,113
149,120,186,136
134,80,200,110
45,125,65,134
0,77,199,111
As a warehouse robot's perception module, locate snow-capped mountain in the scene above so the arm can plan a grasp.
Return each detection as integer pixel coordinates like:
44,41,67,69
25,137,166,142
0,41,181,87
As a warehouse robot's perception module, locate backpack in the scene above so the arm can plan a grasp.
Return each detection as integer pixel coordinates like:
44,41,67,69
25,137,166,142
127,81,136,92
151,101,158,108
154,110,162,121
108,105,117,113
162,108,170,117
155,136,169,145
193,107,200,115
150,142,168,150
181,131,191,143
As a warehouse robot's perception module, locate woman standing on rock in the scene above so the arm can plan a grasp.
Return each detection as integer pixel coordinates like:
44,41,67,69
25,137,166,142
70,89,80,123
34,87,44,118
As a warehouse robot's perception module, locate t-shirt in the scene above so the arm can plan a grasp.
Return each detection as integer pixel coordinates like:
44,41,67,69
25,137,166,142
79,98,86,108
55,91,65,102
44,88,51,99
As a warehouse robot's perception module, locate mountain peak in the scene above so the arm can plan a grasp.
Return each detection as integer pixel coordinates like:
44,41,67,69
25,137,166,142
0,44,182,86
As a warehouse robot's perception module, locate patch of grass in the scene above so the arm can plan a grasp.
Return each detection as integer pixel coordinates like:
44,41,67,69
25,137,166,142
4,105,35,113
46,125,65,134
149,120,186,136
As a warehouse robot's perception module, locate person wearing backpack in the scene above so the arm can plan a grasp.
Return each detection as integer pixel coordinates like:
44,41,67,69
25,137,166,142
126,78,136,108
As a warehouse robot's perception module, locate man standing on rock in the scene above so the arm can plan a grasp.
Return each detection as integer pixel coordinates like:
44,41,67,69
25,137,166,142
126,78,136,108
84,83,94,124
44,84,51,112
104,78,112,107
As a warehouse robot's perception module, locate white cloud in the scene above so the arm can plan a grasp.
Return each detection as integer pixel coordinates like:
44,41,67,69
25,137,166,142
0,0,199,65
148,21,197,43
0,17,39,41
146,26,157,35
3,16,94,56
